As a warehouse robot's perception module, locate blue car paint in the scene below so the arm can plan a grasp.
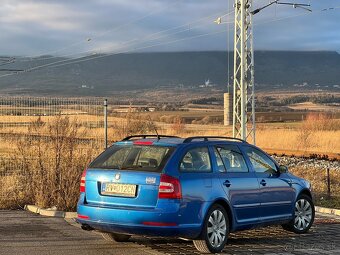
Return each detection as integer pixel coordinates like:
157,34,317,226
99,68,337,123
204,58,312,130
77,139,312,239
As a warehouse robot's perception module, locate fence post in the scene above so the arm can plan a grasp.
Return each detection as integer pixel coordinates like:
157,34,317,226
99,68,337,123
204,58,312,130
326,168,331,199
104,99,108,149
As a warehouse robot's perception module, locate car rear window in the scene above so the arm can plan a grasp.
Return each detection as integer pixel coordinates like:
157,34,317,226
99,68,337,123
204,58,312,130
89,145,174,172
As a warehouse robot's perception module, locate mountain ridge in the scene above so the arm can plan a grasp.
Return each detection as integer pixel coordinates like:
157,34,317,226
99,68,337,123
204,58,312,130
0,51,339,96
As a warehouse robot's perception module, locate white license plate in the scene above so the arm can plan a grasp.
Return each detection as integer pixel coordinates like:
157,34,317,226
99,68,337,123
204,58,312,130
101,183,137,197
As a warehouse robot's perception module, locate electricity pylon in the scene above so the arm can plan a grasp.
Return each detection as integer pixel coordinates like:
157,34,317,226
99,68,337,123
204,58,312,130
231,0,311,144
232,0,255,144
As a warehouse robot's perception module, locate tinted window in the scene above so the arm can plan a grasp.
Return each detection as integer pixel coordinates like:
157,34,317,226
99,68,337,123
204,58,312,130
215,145,248,173
180,147,211,172
244,147,277,174
90,145,174,172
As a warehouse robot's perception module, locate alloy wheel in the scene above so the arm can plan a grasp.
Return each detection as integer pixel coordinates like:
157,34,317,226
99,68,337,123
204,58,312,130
207,209,227,248
294,198,313,231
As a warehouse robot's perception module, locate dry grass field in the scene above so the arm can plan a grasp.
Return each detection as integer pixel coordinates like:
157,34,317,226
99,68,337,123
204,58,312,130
1,111,339,154
288,102,339,112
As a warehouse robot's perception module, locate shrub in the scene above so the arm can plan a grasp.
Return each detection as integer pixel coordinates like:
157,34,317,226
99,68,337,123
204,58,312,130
302,113,340,131
111,113,158,140
0,116,100,211
297,113,340,150
170,116,185,135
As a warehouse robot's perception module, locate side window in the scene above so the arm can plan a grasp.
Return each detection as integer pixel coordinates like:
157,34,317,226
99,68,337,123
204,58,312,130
245,147,277,174
216,145,248,173
180,147,212,172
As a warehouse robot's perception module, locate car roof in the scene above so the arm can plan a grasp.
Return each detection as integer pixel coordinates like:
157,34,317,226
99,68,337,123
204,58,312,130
115,136,248,147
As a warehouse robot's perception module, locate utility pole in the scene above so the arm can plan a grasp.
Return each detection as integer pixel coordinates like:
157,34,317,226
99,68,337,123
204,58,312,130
104,99,108,149
232,0,255,144
230,0,311,144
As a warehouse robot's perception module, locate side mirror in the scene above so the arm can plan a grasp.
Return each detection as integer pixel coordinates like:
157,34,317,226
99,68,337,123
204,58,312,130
278,165,288,174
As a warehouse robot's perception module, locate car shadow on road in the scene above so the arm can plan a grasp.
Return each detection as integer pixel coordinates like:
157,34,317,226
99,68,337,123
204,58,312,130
131,224,340,255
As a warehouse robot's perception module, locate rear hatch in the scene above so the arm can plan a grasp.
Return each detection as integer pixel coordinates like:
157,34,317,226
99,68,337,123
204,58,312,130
85,143,174,208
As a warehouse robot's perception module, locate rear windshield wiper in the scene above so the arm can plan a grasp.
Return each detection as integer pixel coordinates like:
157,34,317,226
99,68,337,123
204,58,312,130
120,166,142,170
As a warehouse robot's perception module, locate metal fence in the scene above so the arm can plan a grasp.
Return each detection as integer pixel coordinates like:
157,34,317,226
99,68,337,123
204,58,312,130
0,96,105,200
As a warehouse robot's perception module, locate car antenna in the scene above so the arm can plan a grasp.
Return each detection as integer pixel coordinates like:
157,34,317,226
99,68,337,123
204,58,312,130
147,115,160,141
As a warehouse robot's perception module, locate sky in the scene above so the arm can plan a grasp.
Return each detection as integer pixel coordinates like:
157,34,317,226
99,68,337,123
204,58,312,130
0,0,339,57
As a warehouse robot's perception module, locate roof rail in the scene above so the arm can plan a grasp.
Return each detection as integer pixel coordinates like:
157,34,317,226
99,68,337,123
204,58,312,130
122,135,180,141
183,136,247,143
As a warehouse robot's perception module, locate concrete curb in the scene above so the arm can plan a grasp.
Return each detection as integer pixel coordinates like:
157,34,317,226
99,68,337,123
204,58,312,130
24,205,77,219
25,205,340,219
24,205,40,214
315,206,340,216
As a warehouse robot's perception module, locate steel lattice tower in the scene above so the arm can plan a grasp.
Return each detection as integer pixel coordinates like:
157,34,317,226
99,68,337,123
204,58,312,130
232,0,255,144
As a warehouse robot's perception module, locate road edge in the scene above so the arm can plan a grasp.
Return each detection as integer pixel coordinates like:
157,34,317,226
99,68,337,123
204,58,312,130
24,204,77,219
315,206,340,216
25,204,340,217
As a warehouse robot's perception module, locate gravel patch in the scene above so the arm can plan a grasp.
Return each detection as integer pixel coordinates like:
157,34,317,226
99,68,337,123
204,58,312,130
272,156,340,171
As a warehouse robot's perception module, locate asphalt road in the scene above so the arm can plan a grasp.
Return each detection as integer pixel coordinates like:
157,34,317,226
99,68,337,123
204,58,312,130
1,210,340,255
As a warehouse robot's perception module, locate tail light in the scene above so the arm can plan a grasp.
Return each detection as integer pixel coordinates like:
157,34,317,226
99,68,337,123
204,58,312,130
158,174,181,199
80,169,87,193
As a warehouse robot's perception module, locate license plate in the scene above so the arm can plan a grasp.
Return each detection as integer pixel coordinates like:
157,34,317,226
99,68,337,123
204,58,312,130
101,183,137,197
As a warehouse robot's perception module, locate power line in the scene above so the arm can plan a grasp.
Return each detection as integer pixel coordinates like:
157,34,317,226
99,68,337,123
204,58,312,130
1,4,339,79
36,5,340,70
17,9,232,63
0,28,229,78
10,20,232,74
29,30,232,69
254,4,339,26
9,11,235,74
18,0,182,61
251,1,312,15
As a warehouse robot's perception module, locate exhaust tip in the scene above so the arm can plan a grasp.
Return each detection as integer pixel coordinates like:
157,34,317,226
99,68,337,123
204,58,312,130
81,224,94,231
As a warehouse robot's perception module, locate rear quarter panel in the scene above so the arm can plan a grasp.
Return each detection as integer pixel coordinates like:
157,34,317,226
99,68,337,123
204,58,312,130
165,144,228,228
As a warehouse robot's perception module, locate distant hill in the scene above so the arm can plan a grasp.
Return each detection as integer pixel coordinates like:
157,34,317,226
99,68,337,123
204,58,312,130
0,51,339,96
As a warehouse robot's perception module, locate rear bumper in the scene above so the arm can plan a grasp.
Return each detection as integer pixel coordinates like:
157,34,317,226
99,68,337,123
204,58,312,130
77,218,200,238
77,202,201,239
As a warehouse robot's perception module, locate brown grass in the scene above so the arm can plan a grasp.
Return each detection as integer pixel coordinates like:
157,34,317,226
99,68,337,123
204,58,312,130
255,129,340,154
302,112,340,131
0,116,101,210
169,116,186,135
109,113,158,141
290,167,340,209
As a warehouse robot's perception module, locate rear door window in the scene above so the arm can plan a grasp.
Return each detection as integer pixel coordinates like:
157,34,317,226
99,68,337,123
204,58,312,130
179,147,212,172
215,145,248,173
90,145,174,172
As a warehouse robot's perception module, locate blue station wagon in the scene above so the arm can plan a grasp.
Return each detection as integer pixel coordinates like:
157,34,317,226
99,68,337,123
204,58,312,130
77,135,315,253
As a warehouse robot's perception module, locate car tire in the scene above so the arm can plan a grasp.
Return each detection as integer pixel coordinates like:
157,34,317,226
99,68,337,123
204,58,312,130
282,194,315,234
193,204,229,253
101,232,131,242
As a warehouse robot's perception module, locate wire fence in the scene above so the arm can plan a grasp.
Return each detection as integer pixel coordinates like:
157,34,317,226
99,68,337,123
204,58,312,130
0,96,105,201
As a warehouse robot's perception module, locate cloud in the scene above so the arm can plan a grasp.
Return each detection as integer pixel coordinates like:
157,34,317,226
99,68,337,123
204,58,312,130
0,0,338,56
0,1,89,31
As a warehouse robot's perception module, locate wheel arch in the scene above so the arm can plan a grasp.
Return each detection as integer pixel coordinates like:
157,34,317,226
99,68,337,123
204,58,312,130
298,188,313,200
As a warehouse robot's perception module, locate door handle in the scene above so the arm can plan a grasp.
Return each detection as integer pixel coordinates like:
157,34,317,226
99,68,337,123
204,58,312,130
223,180,231,187
260,179,267,186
